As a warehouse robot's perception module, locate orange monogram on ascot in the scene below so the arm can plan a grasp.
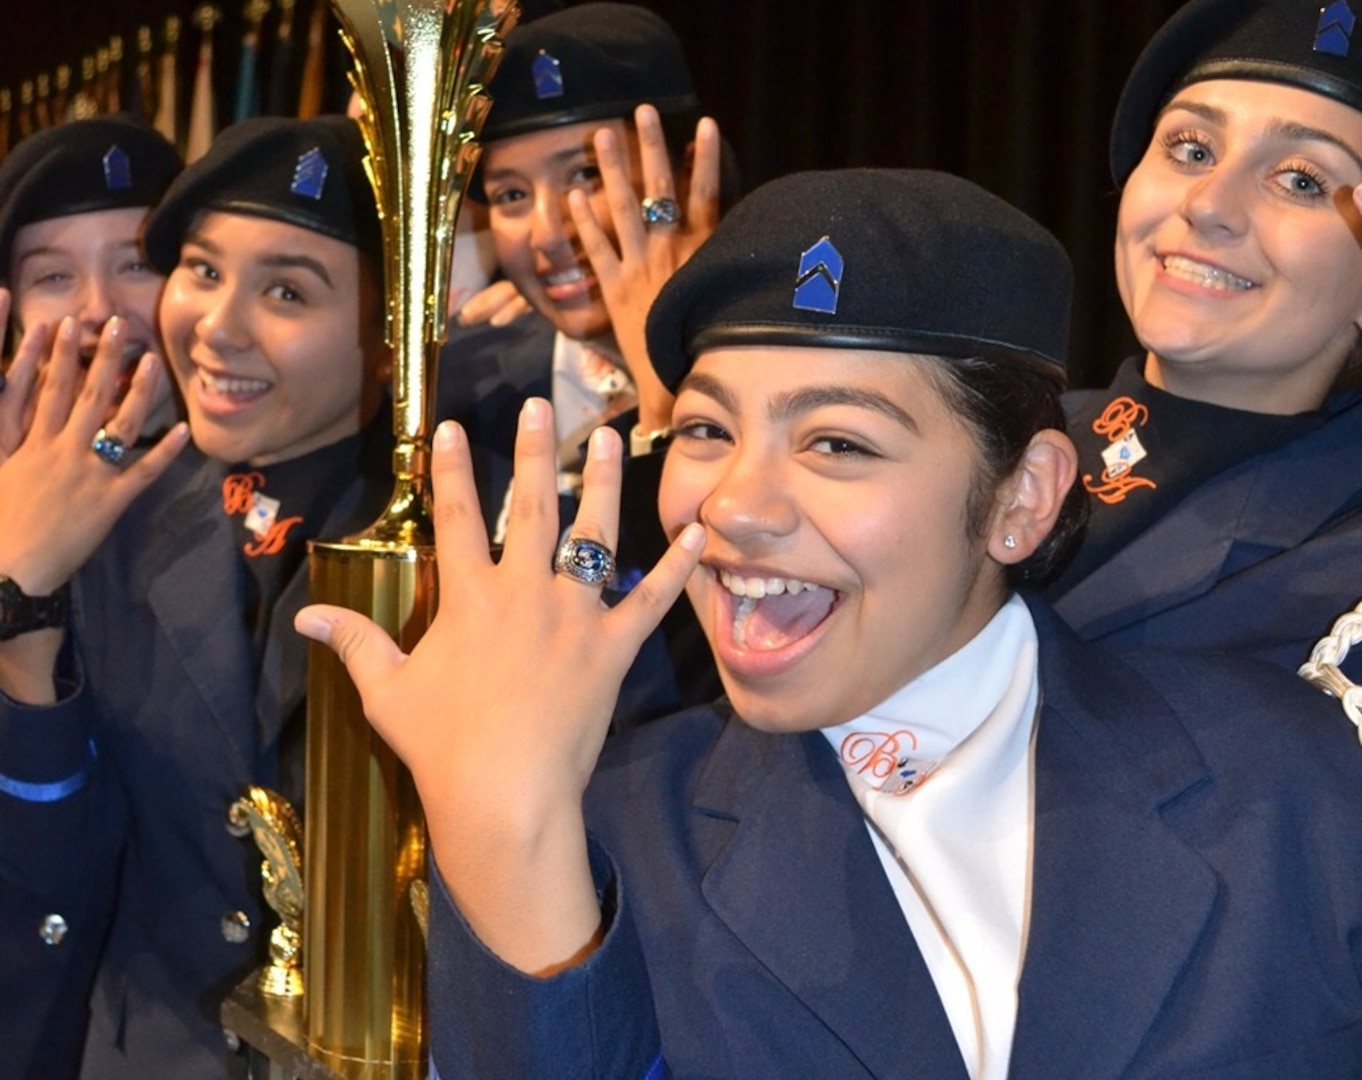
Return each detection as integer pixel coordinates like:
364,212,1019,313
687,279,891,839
839,730,918,782
1083,396,1157,505
243,516,304,557
221,472,266,514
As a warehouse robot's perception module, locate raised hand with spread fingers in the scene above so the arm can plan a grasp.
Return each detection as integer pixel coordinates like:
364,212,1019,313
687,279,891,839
296,402,704,975
0,294,188,702
570,104,722,433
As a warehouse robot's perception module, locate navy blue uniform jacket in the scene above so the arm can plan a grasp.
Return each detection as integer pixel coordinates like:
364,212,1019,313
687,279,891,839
427,600,1362,1079
1051,385,1362,673
0,432,392,1080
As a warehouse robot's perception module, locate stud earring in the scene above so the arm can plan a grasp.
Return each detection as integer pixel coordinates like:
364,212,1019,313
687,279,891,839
1003,534,1018,550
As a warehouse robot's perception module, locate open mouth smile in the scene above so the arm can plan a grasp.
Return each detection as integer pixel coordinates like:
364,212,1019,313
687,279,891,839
1160,254,1257,292
718,567,839,653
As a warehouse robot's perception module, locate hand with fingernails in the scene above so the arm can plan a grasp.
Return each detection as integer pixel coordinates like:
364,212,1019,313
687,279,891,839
0,289,190,703
295,398,705,975
455,277,534,329
569,103,723,434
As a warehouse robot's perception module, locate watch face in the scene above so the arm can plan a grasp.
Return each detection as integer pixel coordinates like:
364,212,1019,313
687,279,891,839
0,577,70,641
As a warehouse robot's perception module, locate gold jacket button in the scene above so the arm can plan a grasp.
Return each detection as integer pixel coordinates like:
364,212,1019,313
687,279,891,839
39,914,68,946
221,911,251,944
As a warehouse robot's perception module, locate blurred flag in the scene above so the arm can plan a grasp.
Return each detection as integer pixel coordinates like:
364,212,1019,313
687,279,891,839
0,89,11,160
129,27,156,123
105,37,125,114
296,0,326,119
34,73,51,131
154,16,182,148
266,0,296,118
53,64,71,124
235,0,271,122
69,58,98,122
16,81,33,140
186,5,221,163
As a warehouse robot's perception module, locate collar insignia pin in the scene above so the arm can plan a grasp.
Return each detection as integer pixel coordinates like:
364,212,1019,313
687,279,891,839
1316,1,1356,56
793,235,843,314
102,145,132,192
533,50,564,100
290,147,329,200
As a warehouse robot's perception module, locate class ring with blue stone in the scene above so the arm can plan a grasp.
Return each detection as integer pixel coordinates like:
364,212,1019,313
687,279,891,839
90,427,128,467
640,196,681,227
553,536,617,587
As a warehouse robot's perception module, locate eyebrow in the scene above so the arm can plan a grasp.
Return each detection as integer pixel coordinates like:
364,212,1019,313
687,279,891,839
16,238,141,266
182,230,336,289
483,145,597,185
1161,98,1362,174
678,370,920,433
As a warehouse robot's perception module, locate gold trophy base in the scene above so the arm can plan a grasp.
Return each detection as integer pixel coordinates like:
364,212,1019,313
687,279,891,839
303,537,436,1078
258,962,305,999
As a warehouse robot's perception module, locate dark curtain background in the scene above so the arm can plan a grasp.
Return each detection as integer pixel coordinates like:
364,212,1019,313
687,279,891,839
0,0,1191,388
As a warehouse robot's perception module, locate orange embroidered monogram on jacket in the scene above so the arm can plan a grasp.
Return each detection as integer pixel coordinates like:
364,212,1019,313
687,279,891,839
221,471,303,558
1083,396,1158,506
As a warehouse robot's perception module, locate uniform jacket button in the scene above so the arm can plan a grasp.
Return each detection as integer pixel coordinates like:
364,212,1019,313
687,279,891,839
39,913,68,946
221,910,251,944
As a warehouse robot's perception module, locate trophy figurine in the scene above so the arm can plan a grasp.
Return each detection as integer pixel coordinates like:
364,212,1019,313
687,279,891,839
228,786,306,999
297,0,516,1073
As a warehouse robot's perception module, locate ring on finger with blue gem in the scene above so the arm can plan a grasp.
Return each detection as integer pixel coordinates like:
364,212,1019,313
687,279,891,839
90,427,127,467
553,536,617,587
640,196,681,227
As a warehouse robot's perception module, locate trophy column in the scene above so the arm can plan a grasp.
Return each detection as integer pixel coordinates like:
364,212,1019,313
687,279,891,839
226,1,516,1077
303,543,437,1074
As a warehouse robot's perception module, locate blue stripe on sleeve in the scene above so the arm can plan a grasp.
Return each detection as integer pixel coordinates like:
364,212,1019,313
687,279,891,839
0,739,96,803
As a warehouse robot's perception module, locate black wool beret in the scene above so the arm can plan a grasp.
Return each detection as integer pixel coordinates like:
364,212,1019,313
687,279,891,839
0,114,182,282
143,115,381,275
645,169,1072,394
482,2,698,142
1111,0,1362,183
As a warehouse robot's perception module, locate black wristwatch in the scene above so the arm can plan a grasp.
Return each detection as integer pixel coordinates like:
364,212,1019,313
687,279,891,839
0,576,70,641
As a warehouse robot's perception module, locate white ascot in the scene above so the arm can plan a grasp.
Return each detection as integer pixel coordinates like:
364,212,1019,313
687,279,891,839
821,593,1040,1080
551,332,637,496
492,333,639,546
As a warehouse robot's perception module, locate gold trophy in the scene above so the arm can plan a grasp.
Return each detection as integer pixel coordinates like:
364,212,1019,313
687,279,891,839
298,0,516,1074
228,787,306,998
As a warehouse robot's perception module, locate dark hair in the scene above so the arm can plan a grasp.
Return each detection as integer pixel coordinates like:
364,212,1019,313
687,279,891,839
926,356,1088,588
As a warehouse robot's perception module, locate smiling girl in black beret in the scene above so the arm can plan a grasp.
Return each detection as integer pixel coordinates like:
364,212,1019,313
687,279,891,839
1049,0,1362,677
300,166,1362,1079
0,115,395,1079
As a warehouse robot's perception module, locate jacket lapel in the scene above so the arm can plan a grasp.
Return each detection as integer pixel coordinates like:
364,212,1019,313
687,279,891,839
144,459,257,775
694,722,970,1079
1011,605,1219,1078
